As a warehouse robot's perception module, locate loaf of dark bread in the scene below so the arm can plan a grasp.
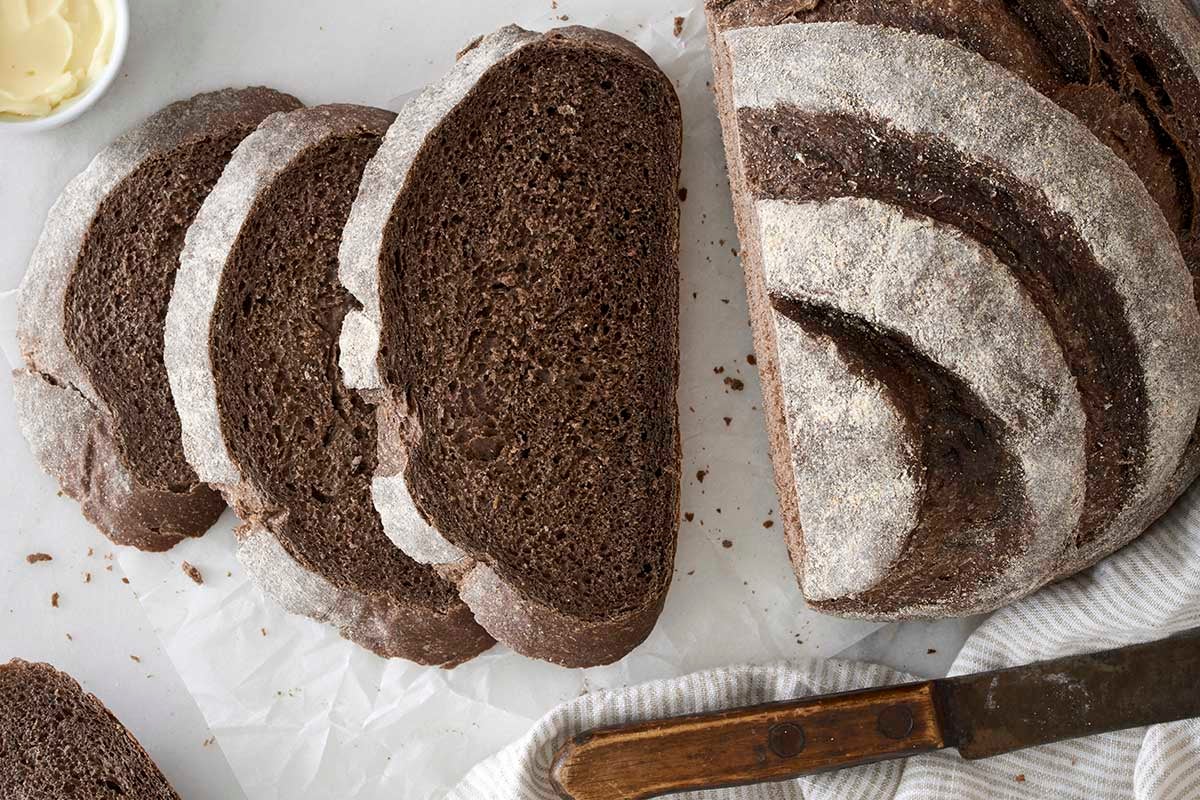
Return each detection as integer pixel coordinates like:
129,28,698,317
339,26,682,666
165,105,493,666
15,87,302,551
705,4,1200,618
0,659,178,799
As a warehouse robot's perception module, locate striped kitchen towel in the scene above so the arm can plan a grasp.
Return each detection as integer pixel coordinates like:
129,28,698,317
449,482,1200,799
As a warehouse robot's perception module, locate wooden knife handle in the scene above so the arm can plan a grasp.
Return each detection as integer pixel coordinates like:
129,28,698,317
550,681,945,800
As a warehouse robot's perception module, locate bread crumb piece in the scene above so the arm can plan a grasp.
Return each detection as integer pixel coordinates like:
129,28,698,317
696,469,708,483
686,569,695,576
261,628,268,637
723,416,732,426
83,572,91,583
763,520,774,528
673,16,685,36
927,648,937,654
203,737,215,747
678,186,688,202
105,565,113,572
26,553,52,564
227,570,232,578
65,633,72,641
558,14,569,20
182,562,204,585
722,539,733,549
1015,775,1026,783
724,377,745,391
50,592,59,608
714,365,725,374
121,577,129,584
746,353,757,365
130,655,141,663
684,512,695,522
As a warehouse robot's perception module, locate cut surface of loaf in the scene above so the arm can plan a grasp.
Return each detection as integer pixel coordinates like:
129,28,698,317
15,87,302,551
165,104,493,666
0,659,178,799
706,14,1200,618
339,25,682,667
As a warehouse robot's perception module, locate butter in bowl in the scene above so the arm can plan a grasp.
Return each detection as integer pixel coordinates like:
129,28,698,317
0,0,129,132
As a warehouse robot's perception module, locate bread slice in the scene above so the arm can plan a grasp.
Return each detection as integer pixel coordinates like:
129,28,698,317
166,105,493,666
339,26,682,667
15,87,302,551
706,18,1200,617
0,659,178,799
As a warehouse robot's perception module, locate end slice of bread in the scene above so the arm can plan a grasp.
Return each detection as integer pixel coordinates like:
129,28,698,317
339,26,682,667
0,659,179,800
166,104,493,666
15,87,302,551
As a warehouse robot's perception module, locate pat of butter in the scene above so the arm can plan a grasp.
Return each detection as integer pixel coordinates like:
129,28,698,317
1,0,115,118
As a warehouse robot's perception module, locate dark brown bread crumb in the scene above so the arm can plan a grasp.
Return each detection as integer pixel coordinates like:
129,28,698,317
696,469,708,483
674,16,685,37
684,512,695,522
746,353,756,365
763,519,774,528
181,561,203,585
50,593,59,608
202,106,492,664
722,539,734,549
213,128,461,613
678,186,688,202
377,30,681,628
25,553,52,564
0,660,178,799
724,376,745,391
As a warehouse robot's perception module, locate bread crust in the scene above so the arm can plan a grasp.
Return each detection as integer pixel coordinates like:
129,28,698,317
339,26,682,666
166,104,493,666
15,87,301,551
707,18,1200,618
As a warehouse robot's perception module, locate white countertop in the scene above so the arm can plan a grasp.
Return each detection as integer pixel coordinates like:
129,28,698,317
0,2,979,797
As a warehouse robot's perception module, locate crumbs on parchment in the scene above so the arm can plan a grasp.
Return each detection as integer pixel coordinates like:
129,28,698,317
182,561,204,585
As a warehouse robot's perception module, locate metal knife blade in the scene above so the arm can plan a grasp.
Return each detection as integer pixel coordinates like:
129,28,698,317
936,627,1200,759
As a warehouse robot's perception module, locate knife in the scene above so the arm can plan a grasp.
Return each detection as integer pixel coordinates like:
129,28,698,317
550,629,1200,799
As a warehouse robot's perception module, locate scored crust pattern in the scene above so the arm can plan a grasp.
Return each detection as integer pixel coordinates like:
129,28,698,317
706,9,1200,618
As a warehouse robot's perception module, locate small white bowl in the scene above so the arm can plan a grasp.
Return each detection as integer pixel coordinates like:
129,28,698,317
0,0,130,134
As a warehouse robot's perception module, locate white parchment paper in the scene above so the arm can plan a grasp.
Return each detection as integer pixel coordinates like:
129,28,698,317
1,4,879,798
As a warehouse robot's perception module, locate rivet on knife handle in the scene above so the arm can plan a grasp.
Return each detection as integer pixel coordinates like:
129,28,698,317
549,683,945,800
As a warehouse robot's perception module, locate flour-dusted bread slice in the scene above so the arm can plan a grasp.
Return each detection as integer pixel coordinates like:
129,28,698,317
0,659,178,799
710,0,1200,506
339,26,682,667
166,105,493,666
706,18,1200,617
15,87,302,551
